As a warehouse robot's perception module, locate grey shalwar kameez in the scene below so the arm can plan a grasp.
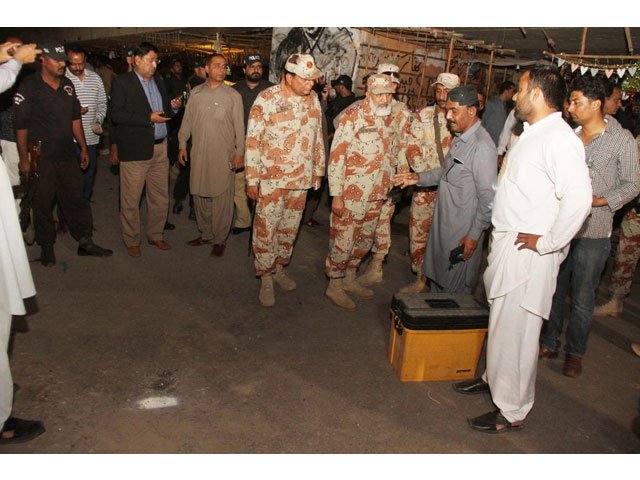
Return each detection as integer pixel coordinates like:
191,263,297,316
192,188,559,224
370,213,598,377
417,120,497,293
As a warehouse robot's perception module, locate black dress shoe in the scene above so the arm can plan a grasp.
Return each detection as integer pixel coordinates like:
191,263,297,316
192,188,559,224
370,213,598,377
40,244,56,267
452,377,490,395
77,240,113,257
0,417,46,444
172,202,184,214
468,410,524,434
164,221,175,230
210,244,225,257
186,236,211,247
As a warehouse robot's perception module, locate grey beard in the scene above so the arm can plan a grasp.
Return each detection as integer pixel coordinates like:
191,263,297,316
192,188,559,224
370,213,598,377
374,104,392,116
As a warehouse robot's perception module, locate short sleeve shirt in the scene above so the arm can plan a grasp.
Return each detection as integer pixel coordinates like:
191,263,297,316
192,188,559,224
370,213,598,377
14,74,81,162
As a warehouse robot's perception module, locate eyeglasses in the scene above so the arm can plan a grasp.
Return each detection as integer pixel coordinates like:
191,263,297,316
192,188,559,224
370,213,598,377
143,57,160,65
210,63,228,69
383,71,400,78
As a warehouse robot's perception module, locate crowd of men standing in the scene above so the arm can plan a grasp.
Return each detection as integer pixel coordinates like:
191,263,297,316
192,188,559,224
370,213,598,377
1,37,640,443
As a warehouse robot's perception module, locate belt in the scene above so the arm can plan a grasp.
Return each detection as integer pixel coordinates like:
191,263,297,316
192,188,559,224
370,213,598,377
154,138,166,144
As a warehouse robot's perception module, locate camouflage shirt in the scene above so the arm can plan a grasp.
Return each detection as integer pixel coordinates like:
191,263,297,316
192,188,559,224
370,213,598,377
245,84,325,190
390,100,413,174
328,98,396,202
406,105,453,172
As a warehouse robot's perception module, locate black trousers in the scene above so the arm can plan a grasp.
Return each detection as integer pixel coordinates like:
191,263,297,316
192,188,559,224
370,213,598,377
33,159,93,245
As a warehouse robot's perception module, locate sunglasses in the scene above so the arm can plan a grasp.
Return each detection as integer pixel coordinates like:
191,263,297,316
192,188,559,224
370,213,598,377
383,71,400,78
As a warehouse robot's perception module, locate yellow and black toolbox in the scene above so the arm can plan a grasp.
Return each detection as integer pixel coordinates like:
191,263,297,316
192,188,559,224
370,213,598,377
389,293,489,382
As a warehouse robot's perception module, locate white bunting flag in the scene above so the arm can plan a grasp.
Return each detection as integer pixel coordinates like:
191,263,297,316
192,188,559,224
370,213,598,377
628,66,638,77
580,66,588,75
605,69,614,78
557,58,565,67
590,68,599,76
571,63,579,73
617,68,627,78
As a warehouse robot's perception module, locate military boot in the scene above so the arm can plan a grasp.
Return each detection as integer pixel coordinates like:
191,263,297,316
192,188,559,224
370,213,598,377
273,264,296,291
344,268,374,299
594,295,624,317
259,274,275,307
399,273,428,294
325,278,356,310
357,253,385,286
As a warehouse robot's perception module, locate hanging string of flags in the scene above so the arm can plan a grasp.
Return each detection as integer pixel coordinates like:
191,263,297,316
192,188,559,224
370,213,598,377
543,50,640,79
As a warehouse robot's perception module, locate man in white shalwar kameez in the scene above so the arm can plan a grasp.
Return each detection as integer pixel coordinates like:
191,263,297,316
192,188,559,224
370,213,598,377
0,40,45,443
452,67,592,433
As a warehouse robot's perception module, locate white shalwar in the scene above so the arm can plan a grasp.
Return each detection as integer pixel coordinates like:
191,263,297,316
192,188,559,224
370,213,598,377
482,112,592,422
0,150,36,430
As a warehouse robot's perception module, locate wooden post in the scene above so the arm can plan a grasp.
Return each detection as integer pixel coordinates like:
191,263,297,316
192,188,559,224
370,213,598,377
625,27,634,54
416,35,429,107
486,50,495,98
464,62,469,85
580,27,588,56
446,33,455,72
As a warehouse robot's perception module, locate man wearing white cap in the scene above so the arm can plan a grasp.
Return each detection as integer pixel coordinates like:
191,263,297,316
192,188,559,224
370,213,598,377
325,75,398,310
357,63,412,286
245,53,325,307
400,72,460,293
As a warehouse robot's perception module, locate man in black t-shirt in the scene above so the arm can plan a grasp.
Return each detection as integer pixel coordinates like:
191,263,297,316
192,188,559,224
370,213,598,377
14,42,112,266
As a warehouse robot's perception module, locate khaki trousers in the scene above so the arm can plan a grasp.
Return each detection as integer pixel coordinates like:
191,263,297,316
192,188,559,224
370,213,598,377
233,170,252,228
119,140,169,247
194,186,235,245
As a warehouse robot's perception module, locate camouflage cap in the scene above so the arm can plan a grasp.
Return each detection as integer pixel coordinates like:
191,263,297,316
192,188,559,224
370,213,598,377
377,63,400,84
367,74,395,95
284,53,322,80
434,72,461,90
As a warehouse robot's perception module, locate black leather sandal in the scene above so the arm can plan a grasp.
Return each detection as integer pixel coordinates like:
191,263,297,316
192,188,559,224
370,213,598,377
468,410,524,434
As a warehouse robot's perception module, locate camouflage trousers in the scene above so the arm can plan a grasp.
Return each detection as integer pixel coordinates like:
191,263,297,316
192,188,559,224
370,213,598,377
252,187,308,277
325,199,384,278
610,208,640,297
371,197,395,255
409,189,438,273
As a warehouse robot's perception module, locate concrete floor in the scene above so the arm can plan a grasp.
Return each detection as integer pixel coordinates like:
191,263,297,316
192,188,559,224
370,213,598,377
3,157,640,454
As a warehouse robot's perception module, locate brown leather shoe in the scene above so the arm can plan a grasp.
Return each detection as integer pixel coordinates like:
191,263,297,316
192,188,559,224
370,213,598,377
186,236,212,247
148,239,172,250
210,244,225,257
563,354,582,378
127,245,142,257
538,346,558,359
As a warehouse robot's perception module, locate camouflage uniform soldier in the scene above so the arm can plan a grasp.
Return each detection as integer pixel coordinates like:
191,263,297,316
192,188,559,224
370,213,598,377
358,63,412,286
399,72,460,293
325,75,397,310
245,54,325,307
595,202,640,315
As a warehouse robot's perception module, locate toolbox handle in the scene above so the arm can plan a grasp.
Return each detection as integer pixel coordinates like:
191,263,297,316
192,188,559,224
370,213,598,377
393,314,403,336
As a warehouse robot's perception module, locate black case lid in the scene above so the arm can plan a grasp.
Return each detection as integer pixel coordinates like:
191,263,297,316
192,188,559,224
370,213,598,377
391,293,489,331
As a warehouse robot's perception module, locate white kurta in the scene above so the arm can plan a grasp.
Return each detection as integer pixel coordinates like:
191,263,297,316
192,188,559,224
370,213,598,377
484,112,592,317
481,112,592,423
